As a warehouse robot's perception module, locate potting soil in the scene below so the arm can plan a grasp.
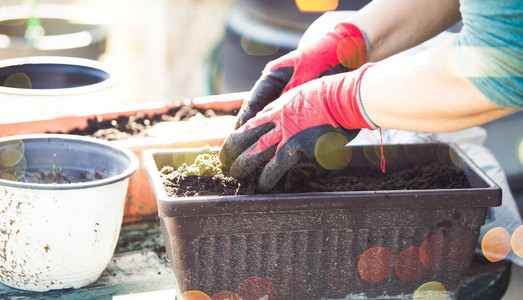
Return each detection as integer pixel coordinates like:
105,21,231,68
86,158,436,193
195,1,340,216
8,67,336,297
160,153,470,197
54,106,226,141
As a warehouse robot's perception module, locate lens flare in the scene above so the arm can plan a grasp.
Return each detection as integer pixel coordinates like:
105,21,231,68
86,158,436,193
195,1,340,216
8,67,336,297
419,234,447,270
3,72,32,88
314,132,352,170
240,36,279,56
210,291,242,300
358,247,393,283
0,172,18,182
337,37,365,69
395,247,425,283
180,290,211,300
481,227,511,262
413,281,447,300
362,145,381,167
237,276,276,300
295,0,338,12
511,225,523,258
0,148,24,168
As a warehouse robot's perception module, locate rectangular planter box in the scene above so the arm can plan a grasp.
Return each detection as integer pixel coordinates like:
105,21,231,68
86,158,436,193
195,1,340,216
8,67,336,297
142,143,501,299
0,92,245,223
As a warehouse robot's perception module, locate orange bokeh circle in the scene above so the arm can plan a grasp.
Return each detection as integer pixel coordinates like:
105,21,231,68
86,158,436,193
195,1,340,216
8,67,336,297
358,246,393,283
180,290,212,300
395,247,425,282
511,225,523,258
482,227,511,262
420,234,447,270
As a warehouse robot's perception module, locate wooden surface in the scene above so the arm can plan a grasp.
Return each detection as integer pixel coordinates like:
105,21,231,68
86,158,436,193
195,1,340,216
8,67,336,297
0,221,177,300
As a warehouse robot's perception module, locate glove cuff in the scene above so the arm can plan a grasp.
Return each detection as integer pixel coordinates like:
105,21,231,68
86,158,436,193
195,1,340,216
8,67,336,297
322,63,377,130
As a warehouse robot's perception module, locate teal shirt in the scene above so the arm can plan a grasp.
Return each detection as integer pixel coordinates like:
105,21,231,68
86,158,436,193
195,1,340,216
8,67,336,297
454,0,522,108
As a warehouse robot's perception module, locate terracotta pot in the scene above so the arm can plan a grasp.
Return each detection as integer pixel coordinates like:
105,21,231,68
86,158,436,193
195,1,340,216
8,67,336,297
0,92,246,223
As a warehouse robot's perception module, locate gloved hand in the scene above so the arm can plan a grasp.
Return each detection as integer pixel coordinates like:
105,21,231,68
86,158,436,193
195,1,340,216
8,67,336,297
220,64,377,192
235,22,369,129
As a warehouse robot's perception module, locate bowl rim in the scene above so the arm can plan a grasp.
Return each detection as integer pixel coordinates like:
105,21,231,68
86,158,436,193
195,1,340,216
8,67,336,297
0,134,139,190
0,56,116,96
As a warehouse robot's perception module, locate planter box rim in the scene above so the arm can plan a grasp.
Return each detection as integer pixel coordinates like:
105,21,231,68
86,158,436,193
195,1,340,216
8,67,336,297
142,143,501,218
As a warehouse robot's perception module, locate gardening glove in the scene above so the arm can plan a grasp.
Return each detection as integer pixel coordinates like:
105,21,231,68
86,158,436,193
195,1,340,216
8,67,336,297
235,22,369,129
220,64,377,192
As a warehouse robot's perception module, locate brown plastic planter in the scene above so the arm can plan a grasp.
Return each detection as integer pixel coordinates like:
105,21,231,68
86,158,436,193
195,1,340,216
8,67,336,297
0,92,245,223
142,143,501,299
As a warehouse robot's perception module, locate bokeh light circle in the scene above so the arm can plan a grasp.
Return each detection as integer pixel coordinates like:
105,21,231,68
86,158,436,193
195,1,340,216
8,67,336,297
358,246,393,283
3,72,32,89
210,291,242,300
419,234,447,270
240,35,279,56
413,281,447,300
482,227,511,262
180,290,211,300
295,0,338,12
336,37,364,69
314,132,352,170
395,247,425,283
0,139,24,168
511,225,523,258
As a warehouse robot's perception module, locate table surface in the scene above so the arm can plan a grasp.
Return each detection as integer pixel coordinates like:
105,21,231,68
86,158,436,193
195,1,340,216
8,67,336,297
0,220,176,300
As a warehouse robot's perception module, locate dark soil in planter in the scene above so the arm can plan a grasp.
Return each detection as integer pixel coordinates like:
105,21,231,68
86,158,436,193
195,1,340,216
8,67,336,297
51,106,228,141
160,153,471,197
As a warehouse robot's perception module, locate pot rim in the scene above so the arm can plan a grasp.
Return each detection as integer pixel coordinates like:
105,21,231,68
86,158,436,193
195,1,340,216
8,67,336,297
0,56,116,96
0,134,139,190
0,3,107,49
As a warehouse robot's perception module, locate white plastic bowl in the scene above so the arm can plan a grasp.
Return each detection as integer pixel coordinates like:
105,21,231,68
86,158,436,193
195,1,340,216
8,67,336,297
0,134,138,291
0,56,115,124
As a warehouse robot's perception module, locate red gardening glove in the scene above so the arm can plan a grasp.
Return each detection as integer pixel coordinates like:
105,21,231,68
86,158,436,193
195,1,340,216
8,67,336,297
220,64,376,192
235,22,368,129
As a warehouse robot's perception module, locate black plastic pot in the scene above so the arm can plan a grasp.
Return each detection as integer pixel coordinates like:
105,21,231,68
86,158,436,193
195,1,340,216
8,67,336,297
143,143,501,299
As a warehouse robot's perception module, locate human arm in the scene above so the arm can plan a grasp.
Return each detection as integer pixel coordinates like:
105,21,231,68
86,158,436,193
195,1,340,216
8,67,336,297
348,0,462,61
359,35,518,132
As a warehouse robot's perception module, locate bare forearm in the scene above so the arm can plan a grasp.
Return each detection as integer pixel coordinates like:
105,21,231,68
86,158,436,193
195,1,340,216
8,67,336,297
348,0,462,61
360,35,518,133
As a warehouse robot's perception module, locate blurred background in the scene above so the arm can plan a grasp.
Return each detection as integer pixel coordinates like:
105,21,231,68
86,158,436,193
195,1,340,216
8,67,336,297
0,0,521,217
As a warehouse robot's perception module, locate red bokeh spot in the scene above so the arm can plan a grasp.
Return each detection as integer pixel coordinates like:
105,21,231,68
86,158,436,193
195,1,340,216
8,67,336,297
358,247,393,283
395,247,425,282
237,276,276,300
211,291,242,300
420,234,448,270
